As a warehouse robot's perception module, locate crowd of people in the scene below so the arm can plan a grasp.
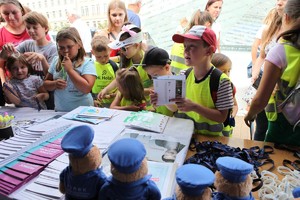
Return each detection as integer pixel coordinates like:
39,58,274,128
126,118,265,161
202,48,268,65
0,0,299,146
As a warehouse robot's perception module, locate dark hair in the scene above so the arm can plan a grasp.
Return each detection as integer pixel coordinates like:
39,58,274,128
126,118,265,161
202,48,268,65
55,27,86,71
6,53,32,75
91,35,110,52
211,53,231,68
205,0,223,10
116,67,145,103
276,0,300,49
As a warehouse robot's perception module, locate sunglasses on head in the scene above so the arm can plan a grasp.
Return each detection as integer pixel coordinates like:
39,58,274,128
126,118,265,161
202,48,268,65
120,44,134,52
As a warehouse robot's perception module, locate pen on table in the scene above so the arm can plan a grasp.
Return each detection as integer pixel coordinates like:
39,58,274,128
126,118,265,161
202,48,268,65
36,98,41,112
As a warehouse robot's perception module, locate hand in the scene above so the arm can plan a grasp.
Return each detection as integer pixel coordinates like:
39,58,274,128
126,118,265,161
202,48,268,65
24,52,45,64
244,113,256,127
56,79,67,90
171,97,195,112
61,54,72,72
0,43,16,59
35,93,45,101
149,90,158,106
97,89,108,100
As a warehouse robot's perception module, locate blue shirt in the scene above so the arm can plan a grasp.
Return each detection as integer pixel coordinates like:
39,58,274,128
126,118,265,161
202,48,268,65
213,192,254,200
49,56,96,112
127,9,141,28
98,175,161,200
60,166,106,200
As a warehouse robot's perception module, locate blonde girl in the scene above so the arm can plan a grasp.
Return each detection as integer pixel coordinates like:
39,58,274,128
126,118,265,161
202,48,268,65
110,67,146,111
44,27,96,112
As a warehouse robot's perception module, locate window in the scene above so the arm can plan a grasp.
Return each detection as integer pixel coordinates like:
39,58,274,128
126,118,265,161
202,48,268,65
44,0,47,7
52,11,56,18
92,5,95,15
85,6,89,16
59,10,62,18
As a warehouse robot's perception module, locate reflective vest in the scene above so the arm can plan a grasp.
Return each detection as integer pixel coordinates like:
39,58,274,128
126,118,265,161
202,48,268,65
265,43,300,121
155,105,174,117
175,69,229,136
170,43,189,74
92,61,116,104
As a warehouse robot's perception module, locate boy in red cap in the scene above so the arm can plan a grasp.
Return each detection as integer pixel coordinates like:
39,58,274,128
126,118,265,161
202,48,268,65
151,25,233,136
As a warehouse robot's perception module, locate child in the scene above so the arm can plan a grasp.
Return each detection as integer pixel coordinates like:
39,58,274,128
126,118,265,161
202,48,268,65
3,53,48,110
142,47,175,117
44,27,96,112
1,11,57,78
1,11,57,109
91,35,118,107
212,53,238,136
99,24,152,101
170,10,213,74
151,25,234,136
110,67,146,111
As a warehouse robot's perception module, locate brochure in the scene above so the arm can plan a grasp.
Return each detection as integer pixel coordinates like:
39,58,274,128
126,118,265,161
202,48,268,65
123,111,169,133
153,75,186,105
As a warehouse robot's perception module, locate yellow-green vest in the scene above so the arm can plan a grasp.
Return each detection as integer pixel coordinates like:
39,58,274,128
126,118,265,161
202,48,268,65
170,43,189,74
175,69,230,136
265,43,300,121
155,105,174,117
92,61,116,105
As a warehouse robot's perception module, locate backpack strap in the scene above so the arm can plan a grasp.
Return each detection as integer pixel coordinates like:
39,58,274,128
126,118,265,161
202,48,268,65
184,67,193,79
209,67,222,104
108,59,119,73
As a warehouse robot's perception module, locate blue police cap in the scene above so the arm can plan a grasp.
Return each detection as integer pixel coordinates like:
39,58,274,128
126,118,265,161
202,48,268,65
61,125,94,158
216,157,253,183
108,138,146,174
293,187,300,198
176,164,215,196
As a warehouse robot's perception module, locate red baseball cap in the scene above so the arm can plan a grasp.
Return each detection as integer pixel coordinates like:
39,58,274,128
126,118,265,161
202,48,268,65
172,25,217,52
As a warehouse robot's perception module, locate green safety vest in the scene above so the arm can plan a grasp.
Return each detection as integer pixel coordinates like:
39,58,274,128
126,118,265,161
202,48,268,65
170,43,189,74
175,69,230,136
155,105,174,117
92,61,116,105
265,43,300,121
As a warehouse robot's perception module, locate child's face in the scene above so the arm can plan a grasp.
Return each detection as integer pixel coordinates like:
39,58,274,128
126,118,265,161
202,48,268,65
183,39,210,67
145,65,170,77
120,43,138,59
26,23,48,41
218,61,232,77
57,39,80,60
10,61,28,80
92,50,110,65
109,7,126,28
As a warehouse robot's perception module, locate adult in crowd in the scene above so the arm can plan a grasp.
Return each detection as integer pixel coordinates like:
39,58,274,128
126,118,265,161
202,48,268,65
205,0,223,53
125,0,142,28
67,8,92,57
0,0,30,106
250,0,287,141
96,0,128,57
245,0,300,146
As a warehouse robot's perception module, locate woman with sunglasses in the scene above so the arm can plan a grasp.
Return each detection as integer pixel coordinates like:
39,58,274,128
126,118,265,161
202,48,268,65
98,23,152,109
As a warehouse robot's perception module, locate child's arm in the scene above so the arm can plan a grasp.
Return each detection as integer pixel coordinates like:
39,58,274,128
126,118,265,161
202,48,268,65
171,97,229,123
24,52,49,76
35,85,49,102
63,56,95,94
97,79,117,100
232,97,238,118
110,92,141,111
2,82,21,105
44,73,67,91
